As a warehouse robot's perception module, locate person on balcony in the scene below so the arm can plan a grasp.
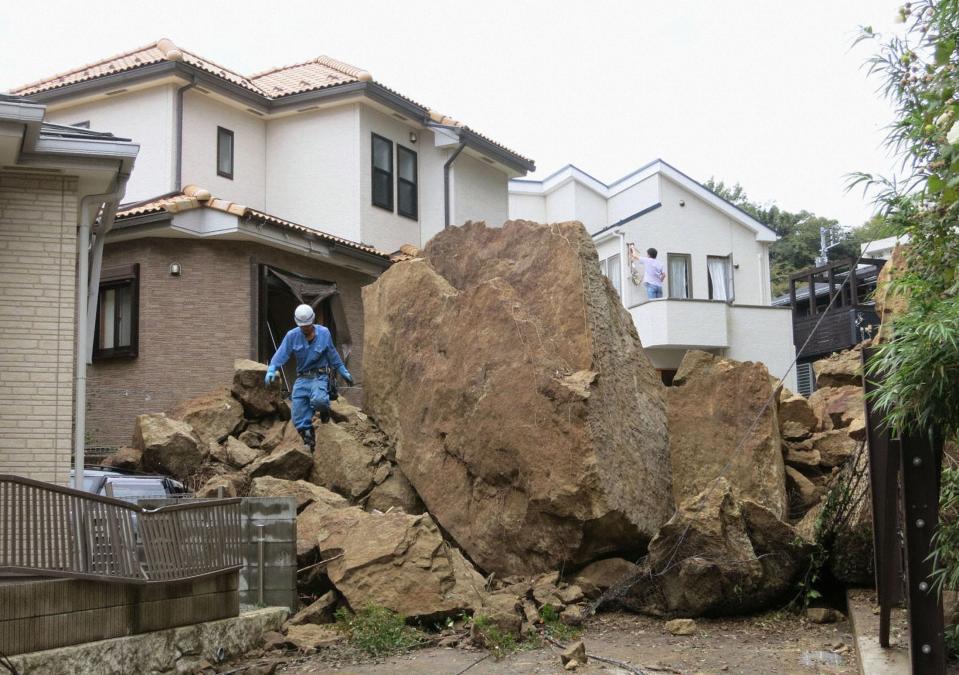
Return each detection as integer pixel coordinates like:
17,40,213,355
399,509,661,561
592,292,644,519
629,243,666,300
264,304,352,451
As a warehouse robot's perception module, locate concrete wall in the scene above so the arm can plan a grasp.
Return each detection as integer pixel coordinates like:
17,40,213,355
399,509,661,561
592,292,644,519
507,191,546,224
45,86,175,204
452,152,508,228
87,236,373,448
607,174,660,227
182,91,266,209
264,104,361,243
0,172,77,484
726,305,797,391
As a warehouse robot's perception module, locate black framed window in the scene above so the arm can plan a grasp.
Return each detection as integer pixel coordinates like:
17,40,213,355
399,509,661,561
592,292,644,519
217,126,234,179
93,264,139,360
397,145,418,219
371,133,393,210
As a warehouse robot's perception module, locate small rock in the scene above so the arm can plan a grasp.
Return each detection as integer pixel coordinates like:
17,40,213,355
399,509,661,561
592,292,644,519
665,618,696,636
557,584,584,605
285,624,345,652
564,659,580,671
560,640,587,667
560,605,588,626
806,607,844,624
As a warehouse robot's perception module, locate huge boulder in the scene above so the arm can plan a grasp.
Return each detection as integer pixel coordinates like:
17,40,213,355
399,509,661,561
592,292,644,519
314,506,487,619
362,220,671,576
247,444,312,481
310,422,380,499
134,413,206,480
808,385,865,433
231,359,286,418
813,348,863,389
628,478,809,616
168,388,244,446
668,351,788,520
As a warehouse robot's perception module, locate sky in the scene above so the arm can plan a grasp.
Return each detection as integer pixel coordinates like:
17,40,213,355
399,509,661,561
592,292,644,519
0,0,903,229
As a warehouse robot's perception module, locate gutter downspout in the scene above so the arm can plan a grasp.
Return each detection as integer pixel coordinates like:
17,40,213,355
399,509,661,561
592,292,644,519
175,77,198,190
443,140,466,229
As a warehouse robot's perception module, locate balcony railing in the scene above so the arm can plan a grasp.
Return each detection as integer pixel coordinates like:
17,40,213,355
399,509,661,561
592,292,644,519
0,474,242,584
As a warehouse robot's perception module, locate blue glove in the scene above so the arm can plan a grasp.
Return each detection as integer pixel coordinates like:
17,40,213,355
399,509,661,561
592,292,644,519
339,367,353,386
264,365,279,385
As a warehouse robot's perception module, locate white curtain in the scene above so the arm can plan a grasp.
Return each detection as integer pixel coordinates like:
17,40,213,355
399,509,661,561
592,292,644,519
668,256,688,298
708,257,729,301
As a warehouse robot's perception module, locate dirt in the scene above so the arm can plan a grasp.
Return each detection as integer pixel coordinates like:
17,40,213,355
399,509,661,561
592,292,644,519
243,610,859,674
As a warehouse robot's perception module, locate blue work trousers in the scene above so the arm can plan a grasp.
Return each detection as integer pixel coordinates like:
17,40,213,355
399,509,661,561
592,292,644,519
645,282,664,299
291,374,329,430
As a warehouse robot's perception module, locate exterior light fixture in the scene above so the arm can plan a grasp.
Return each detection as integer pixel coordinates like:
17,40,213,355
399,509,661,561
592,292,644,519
679,199,686,207
169,262,182,276
409,131,417,144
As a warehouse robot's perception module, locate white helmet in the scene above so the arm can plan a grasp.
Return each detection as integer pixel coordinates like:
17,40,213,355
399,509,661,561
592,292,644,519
294,304,315,327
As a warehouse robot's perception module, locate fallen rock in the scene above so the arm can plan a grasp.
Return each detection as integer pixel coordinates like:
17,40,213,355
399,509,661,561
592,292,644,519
806,607,844,624
560,605,588,626
315,506,487,619
786,466,821,513
874,244,909,343
295,499,349,562
365,468,426,514
362,220,671,576
474,593,523,636
168,388,244,446
289,591,338,625
828,448,874,585
808,386,864,432
779,392,818,436
261,420,301,453
250,477,347,513
309,422,379,499
573,558,641,599
283,624,345,652
560,640,587,667
665,618,696,635
631,477,809,616
219,436,260,469
668,351,787,520
247,445,313,481
558,585,585,605
783,444,822,471
100,446,142,471
195,472,247,498
813,349,863,389
232,359,286,418
781,420,813,441
134,413,206,480
812,430,859,468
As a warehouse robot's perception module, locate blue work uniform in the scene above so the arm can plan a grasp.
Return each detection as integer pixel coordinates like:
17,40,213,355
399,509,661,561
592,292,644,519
268,325,351,431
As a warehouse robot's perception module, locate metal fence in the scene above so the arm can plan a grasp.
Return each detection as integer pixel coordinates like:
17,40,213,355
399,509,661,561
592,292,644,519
0,474,242,584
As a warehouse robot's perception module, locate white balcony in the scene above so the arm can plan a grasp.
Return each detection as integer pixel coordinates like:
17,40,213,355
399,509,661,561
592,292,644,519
629,299,729,349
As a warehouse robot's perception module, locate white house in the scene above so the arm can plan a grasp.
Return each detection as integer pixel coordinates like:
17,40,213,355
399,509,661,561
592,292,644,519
509,160,797,390
9,38,534,254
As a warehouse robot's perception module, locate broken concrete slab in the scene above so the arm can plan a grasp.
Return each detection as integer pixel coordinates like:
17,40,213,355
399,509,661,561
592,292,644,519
362,220,671,576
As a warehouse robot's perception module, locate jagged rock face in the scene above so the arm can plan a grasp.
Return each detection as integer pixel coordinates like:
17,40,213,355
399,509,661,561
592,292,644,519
315,506,486,619
362,220,671,576
668,351,787,520
632,478,809,616
134,414,206,480
167,388,244,446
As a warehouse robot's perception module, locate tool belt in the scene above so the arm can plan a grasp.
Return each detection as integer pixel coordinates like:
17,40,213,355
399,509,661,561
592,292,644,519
297,368,329,379
297,367,339,401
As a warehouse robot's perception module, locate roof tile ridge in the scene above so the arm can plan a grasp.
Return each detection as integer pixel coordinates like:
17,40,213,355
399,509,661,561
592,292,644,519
9,40,164,93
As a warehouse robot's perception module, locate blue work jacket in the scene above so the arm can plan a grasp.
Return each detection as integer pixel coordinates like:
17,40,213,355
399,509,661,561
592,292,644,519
269,325,349,377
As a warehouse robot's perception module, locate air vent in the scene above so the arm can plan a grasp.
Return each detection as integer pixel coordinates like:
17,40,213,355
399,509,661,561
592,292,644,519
481,156,495,164
392,113,407,121
104,88,128,96
245,108,265,117
796,362,816,397
297,105,320,113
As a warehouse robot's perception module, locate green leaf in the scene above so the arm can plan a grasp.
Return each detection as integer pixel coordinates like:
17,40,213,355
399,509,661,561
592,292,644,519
936,38,956,66
929,175,945,192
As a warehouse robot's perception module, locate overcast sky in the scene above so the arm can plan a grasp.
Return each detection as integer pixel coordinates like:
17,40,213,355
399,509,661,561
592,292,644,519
1,0,902,228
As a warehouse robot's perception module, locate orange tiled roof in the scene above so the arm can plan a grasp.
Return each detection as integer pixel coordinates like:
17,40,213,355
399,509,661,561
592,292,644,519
8,39,532,166
115,186,390,259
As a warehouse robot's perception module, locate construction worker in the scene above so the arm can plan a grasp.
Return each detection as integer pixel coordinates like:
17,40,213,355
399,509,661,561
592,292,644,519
628,243,666,299
264,304,352,451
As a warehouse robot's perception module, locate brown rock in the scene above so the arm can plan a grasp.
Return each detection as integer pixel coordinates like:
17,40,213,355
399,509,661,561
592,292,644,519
781,420,813,441
812,430,859,468
631,477,809,616
134,413,206,480
247,445,313,481
806,607,844,624
220,436,260,469
808,385,864,432
560,604,588,626
779,393,818,436
558,585,585,605
100,446,142,471
260,420,300,453
665,618,696,635
250,476,347,513
532,585,565,610
786,466,821,513
783,444,822,471
315,506,487,619
168,388,244,446
296,499,349,562
795,501,823,543
362,220,671,576
874,244,910,343
283,624,345,652
232,359,286,418
289,591,338,625
329,398,365,423
669,351,787,519
828,448,874,585
474,593,523,636
560,640,587,666
310,422,379,499
365,468,426,514
573,558,641,599
195,472,247,498
813,349,863,389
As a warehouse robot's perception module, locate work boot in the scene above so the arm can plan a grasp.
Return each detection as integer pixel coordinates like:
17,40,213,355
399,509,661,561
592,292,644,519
299,426,315,452
319,407,331,424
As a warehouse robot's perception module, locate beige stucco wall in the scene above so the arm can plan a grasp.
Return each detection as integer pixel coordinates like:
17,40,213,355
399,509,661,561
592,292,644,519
0,172,77,484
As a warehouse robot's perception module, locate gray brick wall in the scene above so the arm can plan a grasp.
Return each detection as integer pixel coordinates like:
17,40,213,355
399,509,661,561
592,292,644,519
0,172,78,484
87,237,375,448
